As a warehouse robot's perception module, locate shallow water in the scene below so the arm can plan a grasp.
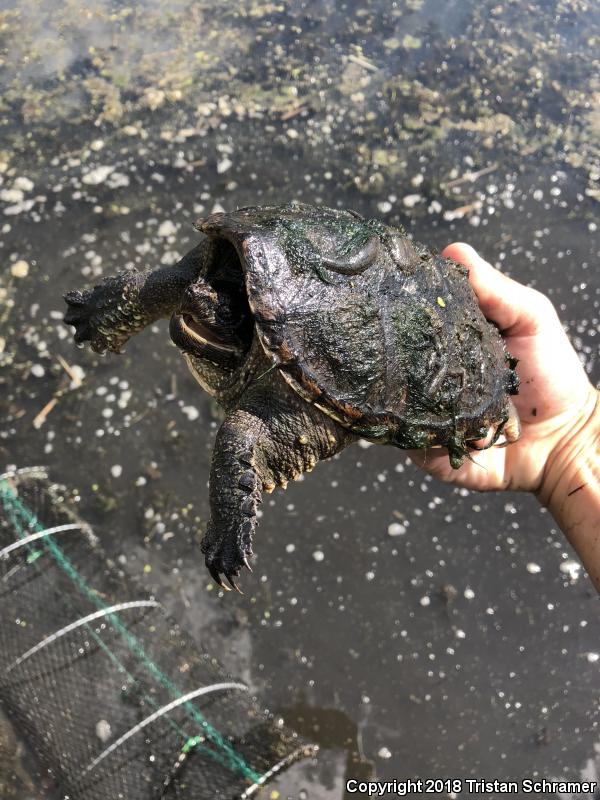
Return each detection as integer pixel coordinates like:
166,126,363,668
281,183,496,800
1,0,599,797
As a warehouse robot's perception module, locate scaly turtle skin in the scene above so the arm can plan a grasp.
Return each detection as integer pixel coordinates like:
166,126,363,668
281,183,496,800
64,202,520,592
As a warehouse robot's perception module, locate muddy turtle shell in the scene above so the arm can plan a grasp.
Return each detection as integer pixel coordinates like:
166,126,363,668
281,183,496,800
198,202,518,453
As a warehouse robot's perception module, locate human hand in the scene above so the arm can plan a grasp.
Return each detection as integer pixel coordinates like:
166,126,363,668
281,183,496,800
408,243,598,496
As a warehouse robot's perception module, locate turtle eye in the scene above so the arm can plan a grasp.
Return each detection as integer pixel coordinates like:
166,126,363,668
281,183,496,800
321,234,380,275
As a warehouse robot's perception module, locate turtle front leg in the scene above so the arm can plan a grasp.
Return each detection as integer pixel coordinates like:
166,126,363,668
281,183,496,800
64,238,215,353
201,393,353,592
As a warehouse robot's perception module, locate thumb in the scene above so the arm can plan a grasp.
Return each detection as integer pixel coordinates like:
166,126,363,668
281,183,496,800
442,243,553,337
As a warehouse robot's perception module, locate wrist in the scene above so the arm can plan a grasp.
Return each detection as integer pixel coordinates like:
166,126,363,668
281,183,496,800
537,387,600,539
537,388,600,506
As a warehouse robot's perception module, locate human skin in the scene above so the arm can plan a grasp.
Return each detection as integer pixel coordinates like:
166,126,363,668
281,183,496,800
409,243,600,591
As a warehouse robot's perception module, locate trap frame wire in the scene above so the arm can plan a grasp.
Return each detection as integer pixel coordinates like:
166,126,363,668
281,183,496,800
0,467,316,799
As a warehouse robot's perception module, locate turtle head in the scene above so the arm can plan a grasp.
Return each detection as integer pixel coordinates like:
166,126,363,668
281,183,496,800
169,238,254,398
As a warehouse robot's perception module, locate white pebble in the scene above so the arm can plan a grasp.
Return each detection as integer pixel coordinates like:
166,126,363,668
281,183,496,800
312,550,324,562
559,560,581,581
13,176,34,192
286,543,296,553
30,364,45,378
95,720,112,742
464,587,475,600
419,595,431,607
69,364,86,388
217,158,232,174
158,220,177,237
387,522,406,536
378,747,392,759
110,465,123,478
526,562,541,574
1,188,24,203
182,405,200,421
586,652,599,663
377,201,392,213
161,250,181,266
11,259,29,278
82,166,115,186
403,194,422,208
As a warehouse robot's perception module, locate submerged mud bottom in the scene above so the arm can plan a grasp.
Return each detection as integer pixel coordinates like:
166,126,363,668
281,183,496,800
0,468,315,800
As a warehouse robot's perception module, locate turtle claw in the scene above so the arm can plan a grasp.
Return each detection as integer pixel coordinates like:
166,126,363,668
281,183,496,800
208,564,230,591
225,573,244,594
242,555,253,573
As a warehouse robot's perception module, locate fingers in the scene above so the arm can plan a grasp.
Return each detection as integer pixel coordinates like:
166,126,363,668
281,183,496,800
442,243,556,337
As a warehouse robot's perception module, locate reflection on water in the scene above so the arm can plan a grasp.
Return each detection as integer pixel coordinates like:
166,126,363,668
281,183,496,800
1,0,599,797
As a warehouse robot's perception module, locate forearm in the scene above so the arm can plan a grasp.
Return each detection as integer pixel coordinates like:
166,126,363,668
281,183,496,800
538,390,600,591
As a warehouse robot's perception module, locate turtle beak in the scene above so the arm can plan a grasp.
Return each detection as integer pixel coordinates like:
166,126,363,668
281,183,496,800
168,313,240,368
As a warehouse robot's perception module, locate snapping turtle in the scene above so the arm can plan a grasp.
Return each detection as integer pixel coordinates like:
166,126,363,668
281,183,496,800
64,202,520,591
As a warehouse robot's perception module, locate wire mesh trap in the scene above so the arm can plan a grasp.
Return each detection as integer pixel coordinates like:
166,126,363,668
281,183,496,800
0,467,316,799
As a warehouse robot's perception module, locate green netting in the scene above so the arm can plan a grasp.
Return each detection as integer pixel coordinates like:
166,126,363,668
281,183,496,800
0,467,315,799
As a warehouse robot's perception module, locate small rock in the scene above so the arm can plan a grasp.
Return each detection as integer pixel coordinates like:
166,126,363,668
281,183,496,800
387,522,406,536
95,720,112,742
82,166,115,186
161,250,181,266
158,220,178,237
403,194,422,208
559,560,581,581
144,88,165,110
182,405,200,421
217,158,233,174
402,34,422,49
11,259,29,278
586,652,599,663
1,188,24,203
13,176,34,192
